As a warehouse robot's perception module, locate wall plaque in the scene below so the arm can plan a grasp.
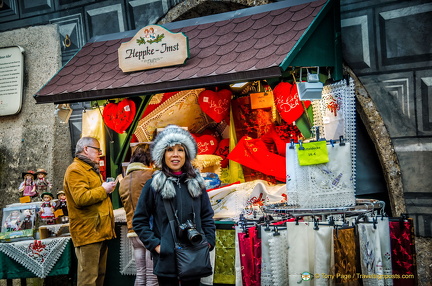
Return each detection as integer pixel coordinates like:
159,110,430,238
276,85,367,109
0,46,25,116
118,25,189,72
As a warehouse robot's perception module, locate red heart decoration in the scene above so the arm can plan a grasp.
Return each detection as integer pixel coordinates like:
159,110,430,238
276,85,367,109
198,89,232,123
215,138,230,168
103,98,136,133
273,82,311,124
192,134,219,155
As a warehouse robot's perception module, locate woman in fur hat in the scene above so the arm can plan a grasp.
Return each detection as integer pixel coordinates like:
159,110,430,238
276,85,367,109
133,125,216,286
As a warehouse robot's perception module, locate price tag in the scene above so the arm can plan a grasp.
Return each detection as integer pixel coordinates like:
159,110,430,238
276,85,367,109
250,91,274,109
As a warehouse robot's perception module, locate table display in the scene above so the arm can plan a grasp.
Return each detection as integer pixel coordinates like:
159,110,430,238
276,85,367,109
0,237,73,279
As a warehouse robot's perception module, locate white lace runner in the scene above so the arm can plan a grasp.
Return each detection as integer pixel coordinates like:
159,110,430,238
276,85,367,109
286,142,355,208
268,228,289,286
119,224,136,275
0,237,70,278
260,229,273,286
312,77,357,189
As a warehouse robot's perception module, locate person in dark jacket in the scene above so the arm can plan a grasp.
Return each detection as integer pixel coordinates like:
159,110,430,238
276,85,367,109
133,125,216,286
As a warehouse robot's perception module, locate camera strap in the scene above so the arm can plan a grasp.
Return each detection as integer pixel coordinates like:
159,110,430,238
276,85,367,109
163,199,180,243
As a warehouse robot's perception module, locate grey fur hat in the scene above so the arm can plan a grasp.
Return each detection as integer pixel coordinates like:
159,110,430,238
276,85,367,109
151,125,197,168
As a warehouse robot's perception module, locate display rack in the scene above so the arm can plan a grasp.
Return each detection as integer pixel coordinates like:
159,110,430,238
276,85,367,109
261,199,384,220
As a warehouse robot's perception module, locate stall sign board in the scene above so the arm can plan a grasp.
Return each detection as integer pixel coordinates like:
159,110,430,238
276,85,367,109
0,46,24,116
118,25,189,72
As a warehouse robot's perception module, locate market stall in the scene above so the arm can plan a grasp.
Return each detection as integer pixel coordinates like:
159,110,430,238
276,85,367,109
29,0,416,284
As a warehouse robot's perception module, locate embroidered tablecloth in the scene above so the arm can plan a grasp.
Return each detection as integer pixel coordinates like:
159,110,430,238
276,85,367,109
0,237,71,278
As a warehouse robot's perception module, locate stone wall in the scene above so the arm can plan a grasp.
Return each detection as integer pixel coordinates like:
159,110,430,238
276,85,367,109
0,25,71,217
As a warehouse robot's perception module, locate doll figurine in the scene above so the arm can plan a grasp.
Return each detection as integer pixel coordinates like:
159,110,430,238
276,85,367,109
20,209,34,230
4,210,21,231
18,170,37,198
34,169,53,198
54,190,69,223
39,192,56,225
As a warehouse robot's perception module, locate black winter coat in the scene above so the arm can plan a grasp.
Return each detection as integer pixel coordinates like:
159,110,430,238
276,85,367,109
133,173,216,278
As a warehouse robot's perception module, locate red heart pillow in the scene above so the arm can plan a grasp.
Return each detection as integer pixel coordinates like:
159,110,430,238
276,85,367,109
192,134,218,155
273,82,311,124
103,98,136,133
198,89,232,123
215,138,230,168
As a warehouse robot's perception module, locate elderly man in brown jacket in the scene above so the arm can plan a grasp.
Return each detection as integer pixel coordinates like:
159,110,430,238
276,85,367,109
63,137,116,286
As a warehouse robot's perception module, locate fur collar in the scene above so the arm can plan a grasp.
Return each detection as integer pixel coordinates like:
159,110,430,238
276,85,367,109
125,162,152,175
151,170,205,199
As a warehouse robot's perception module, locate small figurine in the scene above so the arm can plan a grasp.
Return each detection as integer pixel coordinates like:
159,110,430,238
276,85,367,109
4,210,21,232
19,170,37,198
20,209,34,230
54,190,68,223
34,169,53,198
39,192,56,225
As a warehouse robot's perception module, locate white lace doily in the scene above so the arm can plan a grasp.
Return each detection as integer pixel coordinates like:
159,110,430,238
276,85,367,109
286,142,356,208
0,237,70,278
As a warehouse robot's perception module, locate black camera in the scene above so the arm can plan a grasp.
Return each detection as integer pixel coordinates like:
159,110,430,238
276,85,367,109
178,220,203,245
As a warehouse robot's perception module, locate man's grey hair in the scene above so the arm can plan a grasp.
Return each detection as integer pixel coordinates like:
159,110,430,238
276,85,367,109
75,137,99,156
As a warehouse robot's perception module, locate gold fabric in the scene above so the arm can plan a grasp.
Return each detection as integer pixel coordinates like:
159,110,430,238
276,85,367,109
82,108,106,156
333,228,360,286
213,229,236,284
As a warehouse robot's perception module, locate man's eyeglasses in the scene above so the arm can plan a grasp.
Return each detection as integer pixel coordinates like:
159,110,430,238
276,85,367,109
86,146,102,153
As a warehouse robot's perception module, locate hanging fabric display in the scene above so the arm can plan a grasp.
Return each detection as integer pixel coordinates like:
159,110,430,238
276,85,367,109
286,142,353,207
286,142,355,208
213,229,236,285
358,223,385,286
260,228,274,286
333,227,361,285
267,227,289,286
377,217,394,286
237,226,261,286
389,219,416,286
312,77,357,189
286,222,313,285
